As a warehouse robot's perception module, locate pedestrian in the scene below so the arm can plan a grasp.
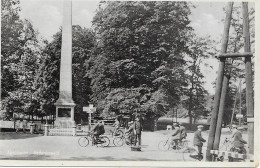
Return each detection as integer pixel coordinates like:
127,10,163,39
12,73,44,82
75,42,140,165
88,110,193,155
193,125,206,158
125,121,134,145
133,117,142,147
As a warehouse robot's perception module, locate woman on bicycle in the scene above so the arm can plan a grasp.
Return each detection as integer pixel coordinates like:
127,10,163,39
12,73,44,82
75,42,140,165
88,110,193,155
112,117,120,136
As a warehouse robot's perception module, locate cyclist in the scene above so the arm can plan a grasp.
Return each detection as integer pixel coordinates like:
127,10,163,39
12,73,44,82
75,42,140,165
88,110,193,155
91,120,105,144
179,123,187,141
193,125,206,159
170,123,181,148
112,117,120,136
231,126,247,154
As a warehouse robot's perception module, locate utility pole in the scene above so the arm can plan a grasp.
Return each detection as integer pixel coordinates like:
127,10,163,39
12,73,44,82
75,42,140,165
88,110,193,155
213,74,230,152
242,2,254,155
206,2,233,161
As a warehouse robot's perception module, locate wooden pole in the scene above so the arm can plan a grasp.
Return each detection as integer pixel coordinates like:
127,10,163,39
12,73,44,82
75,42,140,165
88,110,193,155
213,75,230,153
242,2,254,155
230,87,238,130
239,80,242,127
206,2,233,161
217,52,252,58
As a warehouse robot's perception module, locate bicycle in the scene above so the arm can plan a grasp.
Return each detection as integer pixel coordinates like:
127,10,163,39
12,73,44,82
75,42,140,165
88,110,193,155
158,136,189,151
214,137,233,162
78,132,110,147
113,133,135,147
182,145,205,161
110,128,124,137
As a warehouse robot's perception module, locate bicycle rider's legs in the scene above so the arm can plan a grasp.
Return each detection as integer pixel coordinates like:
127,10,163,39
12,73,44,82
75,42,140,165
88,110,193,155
197,145,202,156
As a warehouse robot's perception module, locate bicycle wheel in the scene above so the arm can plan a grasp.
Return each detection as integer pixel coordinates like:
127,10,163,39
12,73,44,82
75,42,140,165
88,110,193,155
158,140,170,151
113,137,124,147
182,146,198,161
181,140,189,148
100,136,110,147
115,130,124,137
78,136,89,147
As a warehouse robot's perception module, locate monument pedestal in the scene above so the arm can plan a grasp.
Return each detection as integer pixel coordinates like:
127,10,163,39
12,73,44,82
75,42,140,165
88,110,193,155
54,102,75,127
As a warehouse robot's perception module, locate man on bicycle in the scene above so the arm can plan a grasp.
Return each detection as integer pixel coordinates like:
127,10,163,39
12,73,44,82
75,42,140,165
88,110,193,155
112,117,120,136
231,126,247,154
193,125,206,158
91,120,105,144
179,123,187,141
170,123,181,148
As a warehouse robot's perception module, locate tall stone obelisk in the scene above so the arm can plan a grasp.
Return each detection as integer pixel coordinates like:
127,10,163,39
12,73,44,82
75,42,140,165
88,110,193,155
54,0,75,127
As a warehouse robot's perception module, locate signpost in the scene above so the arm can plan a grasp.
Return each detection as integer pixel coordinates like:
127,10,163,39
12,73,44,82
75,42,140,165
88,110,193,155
83,104,96,130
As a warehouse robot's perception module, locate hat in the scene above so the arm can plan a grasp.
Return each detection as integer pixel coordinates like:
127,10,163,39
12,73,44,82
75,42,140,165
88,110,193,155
197,125,204,128
237,127,244,130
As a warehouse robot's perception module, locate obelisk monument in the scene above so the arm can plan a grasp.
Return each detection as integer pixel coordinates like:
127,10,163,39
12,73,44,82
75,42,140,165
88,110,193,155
54,0,75,127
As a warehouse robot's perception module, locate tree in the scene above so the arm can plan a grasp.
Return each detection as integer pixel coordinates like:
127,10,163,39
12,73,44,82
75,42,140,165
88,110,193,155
183,34,216,124
34,26,95,123
87,1,193,119
1,0,44,120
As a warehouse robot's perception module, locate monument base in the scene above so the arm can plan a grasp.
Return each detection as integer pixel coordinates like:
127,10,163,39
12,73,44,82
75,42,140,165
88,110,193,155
54,102,76,127
54,117,75,127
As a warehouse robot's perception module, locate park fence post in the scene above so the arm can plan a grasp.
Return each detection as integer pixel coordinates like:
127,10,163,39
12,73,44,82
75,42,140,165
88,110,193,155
44,124,49,136
242,2,254,155
72,125,76,136
206,2,233,161
30,123,35,134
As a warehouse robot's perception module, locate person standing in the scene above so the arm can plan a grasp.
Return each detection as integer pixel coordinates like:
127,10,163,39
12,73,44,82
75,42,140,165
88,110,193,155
133,117,142,147
125,121,134,145
193,125,206,157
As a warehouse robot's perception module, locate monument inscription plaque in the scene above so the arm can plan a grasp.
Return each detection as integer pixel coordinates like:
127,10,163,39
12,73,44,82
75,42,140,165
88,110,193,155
57,108,71,117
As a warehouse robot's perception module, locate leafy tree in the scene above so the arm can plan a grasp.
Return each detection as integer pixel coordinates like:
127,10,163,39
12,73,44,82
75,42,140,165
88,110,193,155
34,26,95,123
182,34,216,124
1,0,44,120
87,1,193,119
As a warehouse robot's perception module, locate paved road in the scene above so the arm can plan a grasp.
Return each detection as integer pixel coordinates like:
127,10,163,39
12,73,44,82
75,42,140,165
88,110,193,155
0,129,248,161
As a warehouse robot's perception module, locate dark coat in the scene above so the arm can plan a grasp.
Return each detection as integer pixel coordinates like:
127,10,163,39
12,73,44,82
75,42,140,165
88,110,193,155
232,131,247,147
172,127,181,140
133,120,142,134
126,125,134,137
193,130,206,146
179,126,187,139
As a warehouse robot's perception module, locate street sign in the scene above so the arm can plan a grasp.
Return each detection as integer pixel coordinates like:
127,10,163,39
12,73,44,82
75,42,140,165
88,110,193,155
83,106,96,113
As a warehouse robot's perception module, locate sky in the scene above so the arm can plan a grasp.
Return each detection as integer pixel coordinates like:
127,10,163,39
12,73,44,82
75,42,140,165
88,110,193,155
18,0,255,95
